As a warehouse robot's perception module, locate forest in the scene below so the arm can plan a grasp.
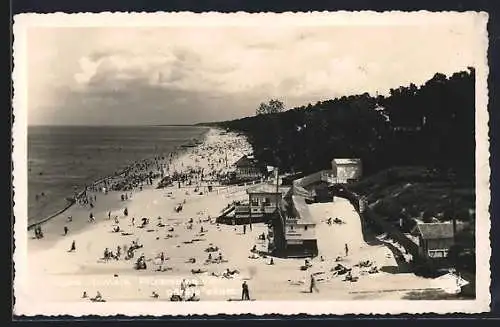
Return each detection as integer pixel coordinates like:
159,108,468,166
205,68,475,182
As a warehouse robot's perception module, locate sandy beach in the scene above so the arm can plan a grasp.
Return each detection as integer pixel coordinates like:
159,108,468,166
25,128,440,303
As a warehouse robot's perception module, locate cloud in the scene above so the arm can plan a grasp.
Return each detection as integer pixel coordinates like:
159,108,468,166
26,21,481,125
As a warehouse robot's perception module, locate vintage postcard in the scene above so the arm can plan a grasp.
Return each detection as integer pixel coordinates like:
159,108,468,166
12,11,490,316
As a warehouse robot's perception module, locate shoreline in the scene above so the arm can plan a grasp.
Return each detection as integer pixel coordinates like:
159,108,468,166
27,127,236,252
27,127,211,230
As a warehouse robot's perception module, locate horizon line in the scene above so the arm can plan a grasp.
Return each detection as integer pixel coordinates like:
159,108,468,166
27,124,207,127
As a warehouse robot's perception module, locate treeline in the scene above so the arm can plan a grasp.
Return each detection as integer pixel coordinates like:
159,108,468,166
210,68,475,180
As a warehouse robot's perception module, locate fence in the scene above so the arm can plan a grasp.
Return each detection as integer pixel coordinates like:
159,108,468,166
341,186,421,261
362,209,420,259
216,180,259,198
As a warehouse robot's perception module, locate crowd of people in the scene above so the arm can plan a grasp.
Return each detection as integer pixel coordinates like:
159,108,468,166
38,130,274,302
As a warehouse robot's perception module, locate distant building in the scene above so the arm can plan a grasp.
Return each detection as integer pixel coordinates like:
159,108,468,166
331,158,362,184
413,222,466,259
234,155,261,180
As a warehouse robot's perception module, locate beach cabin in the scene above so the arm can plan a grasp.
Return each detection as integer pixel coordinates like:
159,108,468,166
331,158,362,184
283,195,318,256
234,155,261,181
234,155,262,180
414,222,466,260
234,183,287,222
247,183,285,215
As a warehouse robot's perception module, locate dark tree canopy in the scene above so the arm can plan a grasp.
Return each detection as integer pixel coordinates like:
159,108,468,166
211,68,475,181
256,99,285,115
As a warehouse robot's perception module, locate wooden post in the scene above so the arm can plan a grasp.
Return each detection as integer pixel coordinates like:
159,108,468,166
451,184,457,245
249,193,253,231
275,167,280,212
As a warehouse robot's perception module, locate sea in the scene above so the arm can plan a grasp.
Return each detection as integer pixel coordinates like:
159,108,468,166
27,125,209,225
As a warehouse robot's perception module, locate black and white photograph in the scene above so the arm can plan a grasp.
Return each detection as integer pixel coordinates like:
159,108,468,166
12,11,490,315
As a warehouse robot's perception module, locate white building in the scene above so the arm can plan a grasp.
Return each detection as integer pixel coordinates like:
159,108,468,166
331,158,362,183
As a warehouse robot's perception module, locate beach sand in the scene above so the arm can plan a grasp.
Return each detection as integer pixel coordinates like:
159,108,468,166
25,128,439,303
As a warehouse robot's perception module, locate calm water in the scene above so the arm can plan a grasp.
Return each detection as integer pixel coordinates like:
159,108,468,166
28,125,209,224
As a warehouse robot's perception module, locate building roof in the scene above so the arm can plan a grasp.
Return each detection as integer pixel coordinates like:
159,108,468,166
234,155,256,168
291,195,316,224
416,222,466,240
246,183,287,194
332,158,361,165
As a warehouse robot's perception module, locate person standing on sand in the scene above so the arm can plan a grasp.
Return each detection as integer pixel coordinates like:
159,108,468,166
345,243,349,257
68,240,76,252
64,226,69,236
309,274,319,293
243,224,246,235
108,211,111,220
124,207,128,217
241,281,250,300
132,217,135,226
180,279,187,300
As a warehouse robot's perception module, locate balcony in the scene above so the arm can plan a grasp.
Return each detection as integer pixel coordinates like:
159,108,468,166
235,203,250,214
235,204,278,218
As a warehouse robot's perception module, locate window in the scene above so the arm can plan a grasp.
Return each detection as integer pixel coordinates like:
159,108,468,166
264,197,271,206
251,198,259,206
428,250,445,258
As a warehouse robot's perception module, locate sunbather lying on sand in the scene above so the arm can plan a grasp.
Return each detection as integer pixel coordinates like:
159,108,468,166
90,291,106,302
356,260,373,268
222,268,240,278
205,246,219,252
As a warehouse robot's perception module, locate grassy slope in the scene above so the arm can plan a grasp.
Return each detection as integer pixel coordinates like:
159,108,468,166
350,166,475,226
349,166,476,299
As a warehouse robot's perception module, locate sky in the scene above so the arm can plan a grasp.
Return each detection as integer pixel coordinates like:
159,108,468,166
23,13,484,125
